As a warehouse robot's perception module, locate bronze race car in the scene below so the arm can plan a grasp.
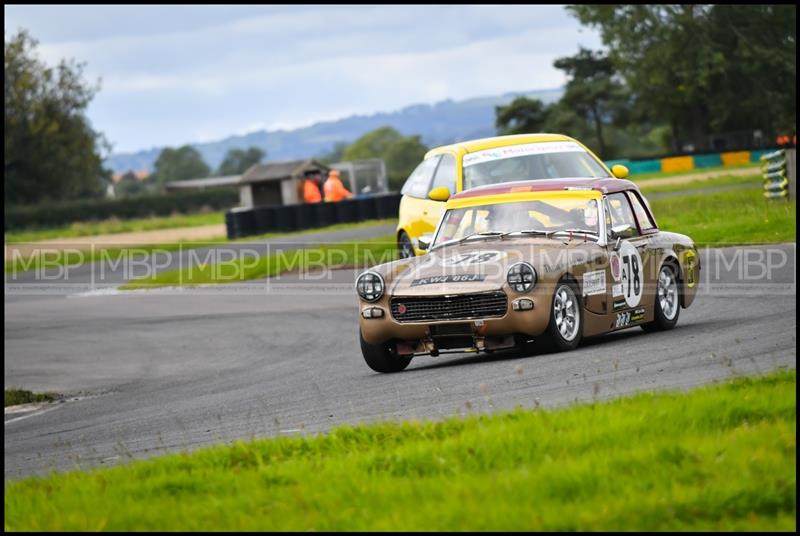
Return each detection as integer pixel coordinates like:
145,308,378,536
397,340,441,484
355,178,700,373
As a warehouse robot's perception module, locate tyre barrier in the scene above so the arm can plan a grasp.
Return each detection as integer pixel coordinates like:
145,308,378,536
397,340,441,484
224,192,403,239
335,198,360,224
313,202,337,228
761,149,791,199
356,196,378,221
225,207,256,240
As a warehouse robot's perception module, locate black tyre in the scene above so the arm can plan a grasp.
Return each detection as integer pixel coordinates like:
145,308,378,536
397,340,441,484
642,263,680,332
360,330,412,373
398,231,415,259
540,279,583,352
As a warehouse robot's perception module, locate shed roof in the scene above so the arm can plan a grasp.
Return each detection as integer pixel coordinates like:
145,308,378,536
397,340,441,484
241,159,329,184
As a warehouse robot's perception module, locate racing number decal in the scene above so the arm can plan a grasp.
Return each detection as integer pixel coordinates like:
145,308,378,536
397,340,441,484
617,241,644,308
443,251,501,266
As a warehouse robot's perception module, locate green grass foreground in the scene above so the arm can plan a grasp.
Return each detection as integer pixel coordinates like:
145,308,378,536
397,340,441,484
4,369,795,531
120,234,399,289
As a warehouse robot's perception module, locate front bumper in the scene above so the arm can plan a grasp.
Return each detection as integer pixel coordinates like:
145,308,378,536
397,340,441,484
359,287,552,347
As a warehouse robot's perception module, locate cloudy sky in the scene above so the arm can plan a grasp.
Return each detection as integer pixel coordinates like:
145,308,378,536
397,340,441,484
4,5,601,154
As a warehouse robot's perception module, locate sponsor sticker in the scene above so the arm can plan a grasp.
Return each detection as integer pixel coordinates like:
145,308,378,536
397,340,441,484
612,283,624,297
462,141,586,167
411,274,487,287
615,307,646,328
613,299,627,311
583,269,606,296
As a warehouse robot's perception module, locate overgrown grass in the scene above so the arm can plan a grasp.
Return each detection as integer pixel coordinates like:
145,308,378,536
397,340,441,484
5,369,795,531
120,234,399,289
4,210,227,243
5,389,57,407
650,187,796,246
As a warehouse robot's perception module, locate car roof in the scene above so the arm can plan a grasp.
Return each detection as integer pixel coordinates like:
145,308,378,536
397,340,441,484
425,133,575,158
450,178,641,200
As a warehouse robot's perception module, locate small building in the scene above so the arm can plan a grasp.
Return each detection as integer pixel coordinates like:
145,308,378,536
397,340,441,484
239,159,330,208
163,158,388,208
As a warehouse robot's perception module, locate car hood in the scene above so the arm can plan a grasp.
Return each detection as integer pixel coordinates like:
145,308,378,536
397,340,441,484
386,237,586,296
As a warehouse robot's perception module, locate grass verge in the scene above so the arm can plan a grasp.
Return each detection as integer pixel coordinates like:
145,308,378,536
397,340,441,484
4,369,795,531
650,187,796,246
5,388,57,407
637,172,761,194
5,210,226,243
5,219,398,275
120,234,399,289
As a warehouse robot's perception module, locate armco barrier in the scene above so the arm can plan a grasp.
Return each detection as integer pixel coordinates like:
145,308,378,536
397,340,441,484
224,192,403,240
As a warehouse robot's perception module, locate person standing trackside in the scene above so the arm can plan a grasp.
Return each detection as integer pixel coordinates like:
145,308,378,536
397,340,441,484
303,172,322,203
323,169,353,202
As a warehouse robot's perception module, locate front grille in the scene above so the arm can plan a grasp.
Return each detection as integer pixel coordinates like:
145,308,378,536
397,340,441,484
391,292,508,323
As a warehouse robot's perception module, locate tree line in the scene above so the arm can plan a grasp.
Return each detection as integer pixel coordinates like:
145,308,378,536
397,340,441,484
496,5,796,160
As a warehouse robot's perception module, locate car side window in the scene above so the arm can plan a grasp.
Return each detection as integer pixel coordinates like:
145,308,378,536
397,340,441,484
605,192,640,237
626,191,658,232
429,153,456,195
401,156,441,199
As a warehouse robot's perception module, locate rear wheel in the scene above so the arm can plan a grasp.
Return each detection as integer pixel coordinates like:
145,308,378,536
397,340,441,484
642,263,680,332
540,279,583,352
398,231,415,259
360,330,412,373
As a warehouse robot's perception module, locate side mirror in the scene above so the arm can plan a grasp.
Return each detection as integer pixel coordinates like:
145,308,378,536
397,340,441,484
428,187,450,202
611,164,629,179
417,234,433,251
610,224,635,246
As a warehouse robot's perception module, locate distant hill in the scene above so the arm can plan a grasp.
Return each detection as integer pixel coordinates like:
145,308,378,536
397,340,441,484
106,88,563,173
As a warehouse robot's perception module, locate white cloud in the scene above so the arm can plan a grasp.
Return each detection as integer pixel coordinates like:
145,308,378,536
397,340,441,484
5,5,602,152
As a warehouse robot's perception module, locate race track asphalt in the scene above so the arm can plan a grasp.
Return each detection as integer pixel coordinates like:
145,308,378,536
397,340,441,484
4,242,796,479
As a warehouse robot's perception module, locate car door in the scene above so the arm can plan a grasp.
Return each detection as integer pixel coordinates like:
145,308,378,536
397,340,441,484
604,192,653,327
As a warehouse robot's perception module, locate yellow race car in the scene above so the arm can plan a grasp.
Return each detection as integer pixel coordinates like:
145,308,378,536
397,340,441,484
396,133,629,257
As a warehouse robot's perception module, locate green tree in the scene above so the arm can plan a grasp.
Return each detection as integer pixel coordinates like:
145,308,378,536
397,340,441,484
114,172,150,197
317,141,349,164
5,29,111,205
553,48,627,158
495,97,549,135
150,146,210,186
569,5,796,150
342,127,428,190
216,147,265,176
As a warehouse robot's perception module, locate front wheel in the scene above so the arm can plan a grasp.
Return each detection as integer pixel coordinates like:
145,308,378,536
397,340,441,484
398,231,415,259
642,263,680,332
360,330,412,373
540,279,583,352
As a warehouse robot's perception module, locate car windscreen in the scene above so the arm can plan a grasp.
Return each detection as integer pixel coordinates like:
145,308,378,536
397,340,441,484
462,141,610,190
433,195,601,247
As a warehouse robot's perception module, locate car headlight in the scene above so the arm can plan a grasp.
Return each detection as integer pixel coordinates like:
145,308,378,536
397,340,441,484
507,262,536,293
356,271,385,302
